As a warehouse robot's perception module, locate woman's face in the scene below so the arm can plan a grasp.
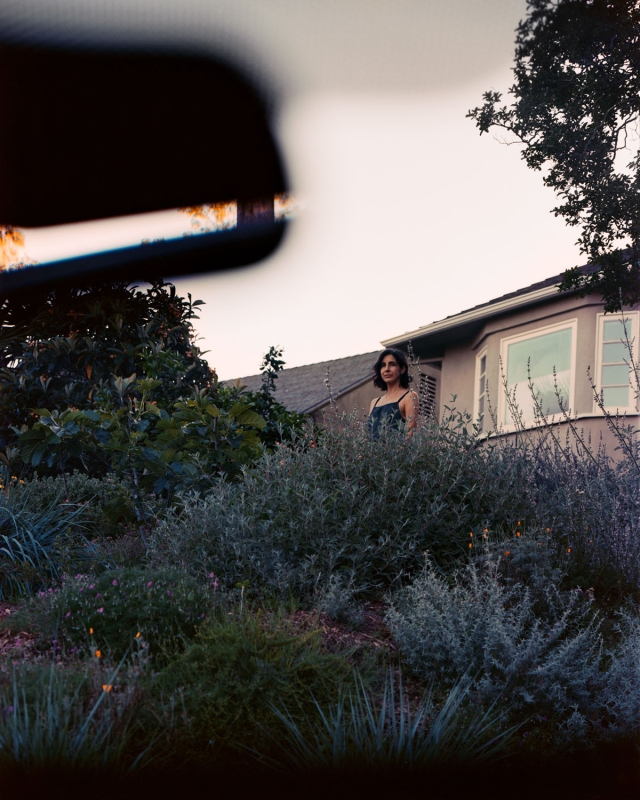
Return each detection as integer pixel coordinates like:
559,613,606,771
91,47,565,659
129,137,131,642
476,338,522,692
380,355,405,385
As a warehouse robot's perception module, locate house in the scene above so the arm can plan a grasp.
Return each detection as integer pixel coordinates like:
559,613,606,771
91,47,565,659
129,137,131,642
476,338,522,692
228,350,440,425
382,267,637,450
231,266,636,450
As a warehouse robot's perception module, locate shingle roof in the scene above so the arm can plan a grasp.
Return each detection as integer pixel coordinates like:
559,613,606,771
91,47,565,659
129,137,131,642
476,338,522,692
225,351,380,414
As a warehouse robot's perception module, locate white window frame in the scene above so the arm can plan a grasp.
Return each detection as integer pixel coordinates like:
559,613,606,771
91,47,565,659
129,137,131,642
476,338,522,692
473,347,488,432
593,311,640,415
498,319,578,433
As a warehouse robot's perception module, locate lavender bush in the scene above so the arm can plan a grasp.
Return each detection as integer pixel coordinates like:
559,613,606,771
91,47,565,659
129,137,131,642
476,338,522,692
385,554,640,742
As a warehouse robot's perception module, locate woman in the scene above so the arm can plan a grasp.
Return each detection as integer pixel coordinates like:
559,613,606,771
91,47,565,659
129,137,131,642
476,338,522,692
368,348,419,439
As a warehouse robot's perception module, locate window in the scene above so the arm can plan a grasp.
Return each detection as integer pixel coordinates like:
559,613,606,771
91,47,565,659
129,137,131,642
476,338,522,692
500,320,577,428
474,349,488,431
594,313,639,413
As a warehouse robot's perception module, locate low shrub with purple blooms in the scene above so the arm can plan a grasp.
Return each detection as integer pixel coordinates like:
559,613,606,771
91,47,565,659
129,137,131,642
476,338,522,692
20,567,217,659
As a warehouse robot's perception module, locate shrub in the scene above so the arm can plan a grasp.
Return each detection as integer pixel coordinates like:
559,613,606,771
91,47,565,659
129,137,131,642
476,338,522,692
386,551,640,740
147,413,533,601
384,556,608,732
152,607,351,759
9,567,215,659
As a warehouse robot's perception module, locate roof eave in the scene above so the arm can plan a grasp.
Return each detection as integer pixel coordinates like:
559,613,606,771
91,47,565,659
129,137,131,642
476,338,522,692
381,282,572,352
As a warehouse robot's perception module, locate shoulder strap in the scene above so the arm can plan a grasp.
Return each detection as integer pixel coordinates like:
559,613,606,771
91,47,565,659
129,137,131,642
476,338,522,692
397,390,411,403
372,396,382,409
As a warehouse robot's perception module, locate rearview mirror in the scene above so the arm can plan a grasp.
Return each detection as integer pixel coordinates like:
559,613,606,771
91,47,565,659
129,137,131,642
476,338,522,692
0,42,287,292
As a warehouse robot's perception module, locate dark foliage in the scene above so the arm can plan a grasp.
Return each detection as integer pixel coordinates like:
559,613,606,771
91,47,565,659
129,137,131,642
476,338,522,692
0,280,213,442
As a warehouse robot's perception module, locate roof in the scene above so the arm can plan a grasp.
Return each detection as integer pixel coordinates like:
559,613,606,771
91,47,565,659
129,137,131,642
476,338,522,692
382,264,598,358
226,351,379,414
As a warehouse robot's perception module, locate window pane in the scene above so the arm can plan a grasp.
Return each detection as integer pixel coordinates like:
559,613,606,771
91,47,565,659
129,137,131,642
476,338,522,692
480,355,486,374
602,342,630,363
602,364,630,385
506,328,572,385
603,319,632,342
504,328,572,424
479,375,485,395
479,396,485,415
602,385,629,407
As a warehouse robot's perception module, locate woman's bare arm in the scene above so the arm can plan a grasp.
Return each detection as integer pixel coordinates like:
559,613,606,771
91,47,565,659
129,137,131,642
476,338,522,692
400,390,420,434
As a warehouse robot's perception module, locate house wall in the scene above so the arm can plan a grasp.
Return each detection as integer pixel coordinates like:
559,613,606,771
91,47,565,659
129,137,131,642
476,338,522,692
310,380,379,425
437,293,639,456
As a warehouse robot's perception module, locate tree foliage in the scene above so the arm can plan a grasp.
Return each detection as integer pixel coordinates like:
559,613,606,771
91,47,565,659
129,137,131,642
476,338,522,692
0,280,214,441
0,281,310,511
468,0,640,311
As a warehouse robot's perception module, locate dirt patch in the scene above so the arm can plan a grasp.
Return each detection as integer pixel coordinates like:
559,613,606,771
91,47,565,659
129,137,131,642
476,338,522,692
0,603,38,660
288,603,395,654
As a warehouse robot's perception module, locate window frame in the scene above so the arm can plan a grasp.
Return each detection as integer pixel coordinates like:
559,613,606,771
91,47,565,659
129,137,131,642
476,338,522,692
593,311,640,416
473,347,488,432
498,318,578,432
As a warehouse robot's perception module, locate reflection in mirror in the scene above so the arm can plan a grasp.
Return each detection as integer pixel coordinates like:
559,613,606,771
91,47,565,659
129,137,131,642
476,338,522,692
0,195,301,274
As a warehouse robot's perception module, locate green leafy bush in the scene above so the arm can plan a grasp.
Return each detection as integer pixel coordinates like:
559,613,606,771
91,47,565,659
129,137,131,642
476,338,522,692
12,567,215,658
152,607,350,759
0,280,213,442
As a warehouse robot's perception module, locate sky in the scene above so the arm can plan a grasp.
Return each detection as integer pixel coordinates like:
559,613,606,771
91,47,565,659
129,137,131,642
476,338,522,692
3,0,584,380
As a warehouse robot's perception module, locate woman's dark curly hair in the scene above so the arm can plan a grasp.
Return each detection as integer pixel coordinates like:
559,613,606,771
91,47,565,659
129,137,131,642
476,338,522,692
373,348,412,390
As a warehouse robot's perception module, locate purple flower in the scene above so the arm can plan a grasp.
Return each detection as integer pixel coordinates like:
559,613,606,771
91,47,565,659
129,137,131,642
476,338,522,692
65,612,71,618
95,593,101,599
146,581,153,588
97,607,104,614
167,590,172,596
112,580,118,586
89,584,95,590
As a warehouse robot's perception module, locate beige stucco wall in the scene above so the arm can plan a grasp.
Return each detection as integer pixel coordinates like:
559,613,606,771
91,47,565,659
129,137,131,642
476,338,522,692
437,293,639,456
311,380,380,425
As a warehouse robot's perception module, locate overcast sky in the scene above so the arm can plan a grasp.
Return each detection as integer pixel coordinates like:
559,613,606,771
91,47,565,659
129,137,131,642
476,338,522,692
8,0,583,379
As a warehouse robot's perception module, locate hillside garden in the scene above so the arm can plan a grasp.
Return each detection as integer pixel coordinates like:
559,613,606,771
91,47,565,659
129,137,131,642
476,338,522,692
0,282,638,796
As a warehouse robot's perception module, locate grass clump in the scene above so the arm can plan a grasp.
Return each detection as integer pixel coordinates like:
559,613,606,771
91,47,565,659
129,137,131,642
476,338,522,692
0,481,88,599
0,656,147,773
267,669,516,771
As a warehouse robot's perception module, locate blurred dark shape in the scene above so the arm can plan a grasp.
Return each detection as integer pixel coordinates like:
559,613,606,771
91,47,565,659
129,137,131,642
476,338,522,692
0,42,288,292
0,43,286,226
